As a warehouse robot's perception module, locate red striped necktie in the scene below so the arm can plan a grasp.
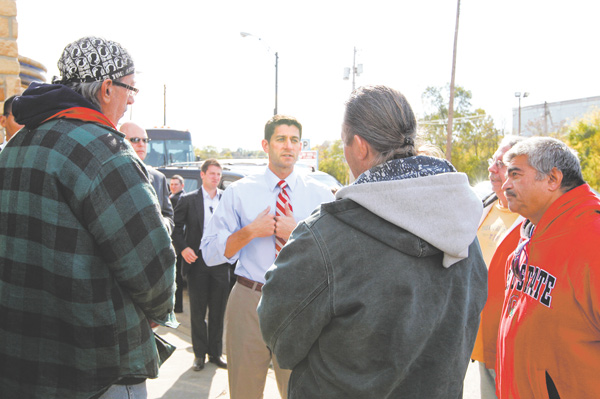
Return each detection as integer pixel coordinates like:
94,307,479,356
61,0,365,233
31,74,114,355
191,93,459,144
275,179,293,256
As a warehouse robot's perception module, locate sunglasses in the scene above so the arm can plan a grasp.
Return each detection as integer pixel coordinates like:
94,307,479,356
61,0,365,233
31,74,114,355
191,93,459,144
128,137,151,144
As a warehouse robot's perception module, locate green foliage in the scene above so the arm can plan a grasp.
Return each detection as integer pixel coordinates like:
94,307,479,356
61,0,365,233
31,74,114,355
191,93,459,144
195,146,267,160
420,85,504,184
566,108,600,191
195,145,219,160
314,140,350,185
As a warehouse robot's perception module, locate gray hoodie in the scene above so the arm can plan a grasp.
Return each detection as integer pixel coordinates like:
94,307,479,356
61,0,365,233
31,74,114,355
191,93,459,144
338,169,482,267
258,157,488,399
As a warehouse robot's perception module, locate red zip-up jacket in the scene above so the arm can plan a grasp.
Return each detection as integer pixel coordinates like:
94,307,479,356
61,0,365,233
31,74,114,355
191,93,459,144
496,184,600,398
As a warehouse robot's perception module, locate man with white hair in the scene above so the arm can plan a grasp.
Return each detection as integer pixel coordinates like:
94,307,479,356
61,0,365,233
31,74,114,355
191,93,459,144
471,135,525,399
496,137,600,398
0,36,176,398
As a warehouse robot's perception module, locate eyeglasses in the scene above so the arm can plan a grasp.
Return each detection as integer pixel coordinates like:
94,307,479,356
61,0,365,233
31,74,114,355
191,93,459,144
487,158,505,169
112,81,139,97
128,137,151,144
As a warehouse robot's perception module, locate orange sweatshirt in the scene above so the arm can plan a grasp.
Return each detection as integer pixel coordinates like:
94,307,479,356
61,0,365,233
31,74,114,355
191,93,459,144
496,184,600,398
471,221,521,369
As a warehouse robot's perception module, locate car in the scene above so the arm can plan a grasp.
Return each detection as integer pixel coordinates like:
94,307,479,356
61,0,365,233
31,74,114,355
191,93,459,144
159,160,344,195
220,161,342,192
158,165,245,192
305,171,344,193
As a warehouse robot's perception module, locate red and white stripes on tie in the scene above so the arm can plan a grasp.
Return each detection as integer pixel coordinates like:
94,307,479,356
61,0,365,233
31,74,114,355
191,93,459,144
275,179,293,256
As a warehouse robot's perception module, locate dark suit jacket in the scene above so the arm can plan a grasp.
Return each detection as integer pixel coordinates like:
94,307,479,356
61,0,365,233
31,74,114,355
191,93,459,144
172,188,227,276
169,190,184,210
148,167,174,234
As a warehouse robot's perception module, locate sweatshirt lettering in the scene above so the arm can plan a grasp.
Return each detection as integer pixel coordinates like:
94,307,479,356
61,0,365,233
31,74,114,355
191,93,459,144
506,263,556,309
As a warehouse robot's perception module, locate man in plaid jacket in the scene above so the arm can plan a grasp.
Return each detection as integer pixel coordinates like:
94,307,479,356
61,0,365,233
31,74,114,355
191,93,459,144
0,37,177,398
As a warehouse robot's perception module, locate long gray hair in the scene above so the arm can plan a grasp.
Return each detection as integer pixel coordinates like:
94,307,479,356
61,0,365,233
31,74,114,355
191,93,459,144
343,85,417,167
63,77,128,110
64,80,104,109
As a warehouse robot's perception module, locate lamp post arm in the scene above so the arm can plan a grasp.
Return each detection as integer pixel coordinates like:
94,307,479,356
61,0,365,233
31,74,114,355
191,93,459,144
274,52,278,115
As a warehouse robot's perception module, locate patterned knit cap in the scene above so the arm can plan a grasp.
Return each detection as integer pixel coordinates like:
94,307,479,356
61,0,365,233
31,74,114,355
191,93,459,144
54,36,135,84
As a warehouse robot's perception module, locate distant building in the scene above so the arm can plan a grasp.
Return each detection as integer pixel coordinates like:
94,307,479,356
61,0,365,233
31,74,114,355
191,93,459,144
513,96,600,136
19,55,47,89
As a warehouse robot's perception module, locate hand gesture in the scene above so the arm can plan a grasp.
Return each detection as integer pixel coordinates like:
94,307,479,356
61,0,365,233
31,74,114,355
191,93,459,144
275,202,296,240
249,206,276,238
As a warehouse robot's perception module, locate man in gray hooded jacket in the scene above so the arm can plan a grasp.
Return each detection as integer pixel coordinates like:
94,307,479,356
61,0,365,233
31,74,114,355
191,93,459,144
258,85,487,399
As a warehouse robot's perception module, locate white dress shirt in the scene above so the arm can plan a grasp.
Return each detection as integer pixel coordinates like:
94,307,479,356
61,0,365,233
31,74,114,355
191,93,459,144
201,186,221,231
201,167,335,284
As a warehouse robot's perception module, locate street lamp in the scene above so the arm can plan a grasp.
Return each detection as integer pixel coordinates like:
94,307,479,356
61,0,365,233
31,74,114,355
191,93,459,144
515,91,529,135
343,47,363,91
240,32,278,115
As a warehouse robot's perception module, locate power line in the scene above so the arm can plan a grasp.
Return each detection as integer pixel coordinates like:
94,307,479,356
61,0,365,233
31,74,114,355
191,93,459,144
419,114,487,126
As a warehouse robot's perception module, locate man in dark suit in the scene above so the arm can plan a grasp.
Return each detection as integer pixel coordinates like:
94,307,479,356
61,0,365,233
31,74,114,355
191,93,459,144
169,175,186,313
173,159,229,371
169,175,185,207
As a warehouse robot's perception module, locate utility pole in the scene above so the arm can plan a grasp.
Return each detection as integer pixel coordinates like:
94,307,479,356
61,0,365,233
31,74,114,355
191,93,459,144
343,47,363,91
515,92,529,135
240,32,279,116
446,0,461,161
274,52,278,115
163,84,167,126
352,47,356,91
544,101,548,135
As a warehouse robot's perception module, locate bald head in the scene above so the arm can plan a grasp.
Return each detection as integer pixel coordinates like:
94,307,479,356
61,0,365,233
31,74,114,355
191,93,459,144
120,121,148,160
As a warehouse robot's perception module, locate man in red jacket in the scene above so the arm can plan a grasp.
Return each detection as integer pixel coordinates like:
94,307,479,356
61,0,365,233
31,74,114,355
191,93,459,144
496,137,600,398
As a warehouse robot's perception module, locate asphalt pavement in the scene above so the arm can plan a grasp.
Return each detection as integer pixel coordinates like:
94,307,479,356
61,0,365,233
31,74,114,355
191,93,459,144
147,289,483,399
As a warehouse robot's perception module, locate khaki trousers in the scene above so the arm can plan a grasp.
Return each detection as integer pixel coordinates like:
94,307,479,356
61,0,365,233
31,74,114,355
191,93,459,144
225,282,291,399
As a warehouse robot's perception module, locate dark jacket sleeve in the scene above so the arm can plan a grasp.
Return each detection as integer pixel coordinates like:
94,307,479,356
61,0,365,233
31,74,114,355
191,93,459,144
158,173,174,234
172,193,189,254
258,221,332,369
148,168,174,234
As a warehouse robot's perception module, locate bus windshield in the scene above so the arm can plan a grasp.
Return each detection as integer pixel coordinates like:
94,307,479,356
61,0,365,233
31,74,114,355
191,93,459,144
145,129,195,167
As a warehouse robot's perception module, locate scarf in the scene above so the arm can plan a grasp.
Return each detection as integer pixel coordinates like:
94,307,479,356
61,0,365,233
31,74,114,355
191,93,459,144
42,107,116,130
354,155,457,185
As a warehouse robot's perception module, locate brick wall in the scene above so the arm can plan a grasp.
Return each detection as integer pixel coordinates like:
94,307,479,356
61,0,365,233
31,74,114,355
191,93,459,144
0,0,20,106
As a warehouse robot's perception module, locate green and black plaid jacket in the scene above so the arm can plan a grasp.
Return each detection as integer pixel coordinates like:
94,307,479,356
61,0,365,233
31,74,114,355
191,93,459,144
0,118,177,398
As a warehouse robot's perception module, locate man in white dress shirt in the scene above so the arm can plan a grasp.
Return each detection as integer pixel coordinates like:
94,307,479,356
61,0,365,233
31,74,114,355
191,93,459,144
201,115,335,399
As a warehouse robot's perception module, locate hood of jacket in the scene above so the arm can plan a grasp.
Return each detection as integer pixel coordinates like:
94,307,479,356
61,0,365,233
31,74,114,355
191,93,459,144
335,156,482,267
12,82,101,129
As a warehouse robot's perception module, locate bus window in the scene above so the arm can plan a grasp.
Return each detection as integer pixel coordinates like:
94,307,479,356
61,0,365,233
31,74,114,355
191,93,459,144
145,128,195,167
146,140,167,167
165,140,195,165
